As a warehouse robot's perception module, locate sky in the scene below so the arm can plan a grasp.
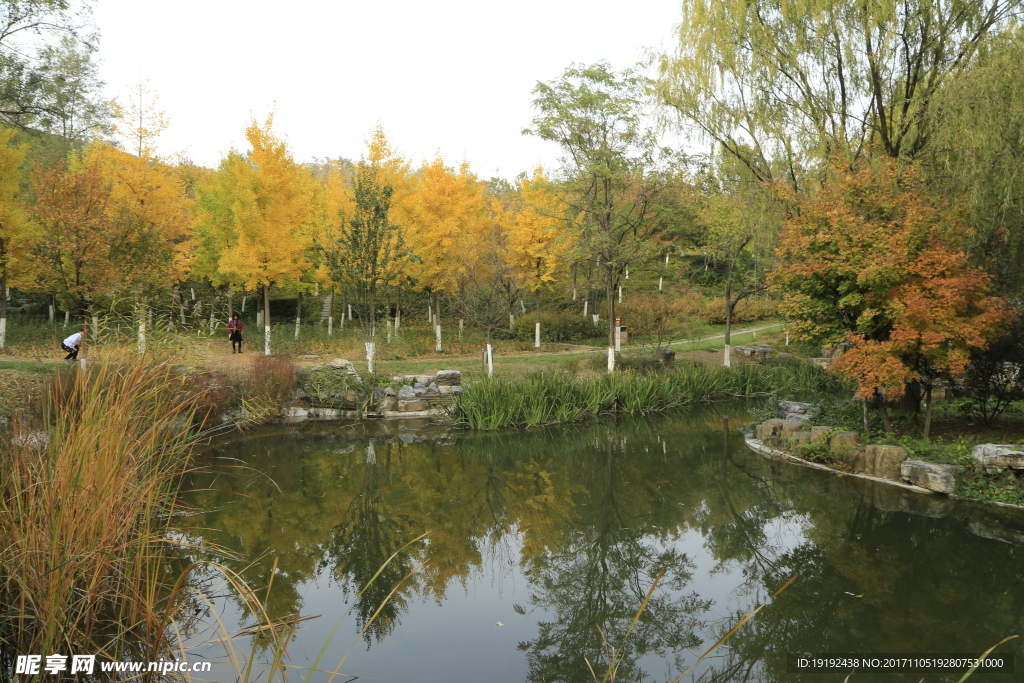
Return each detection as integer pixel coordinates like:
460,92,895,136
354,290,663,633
90,0,684,179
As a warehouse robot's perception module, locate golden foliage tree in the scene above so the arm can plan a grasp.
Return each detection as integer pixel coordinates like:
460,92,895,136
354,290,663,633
193,116,319,354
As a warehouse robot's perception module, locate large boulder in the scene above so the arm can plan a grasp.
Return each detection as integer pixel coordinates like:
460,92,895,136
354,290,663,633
829,431,860,456
398,399,429,412
397,385,417,400
972,444,1024,473
901,460,960,494
863,444,908,480
755,419,785,441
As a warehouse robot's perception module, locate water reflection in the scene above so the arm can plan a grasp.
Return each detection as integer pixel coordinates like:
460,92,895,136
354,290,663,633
183,405,1024,682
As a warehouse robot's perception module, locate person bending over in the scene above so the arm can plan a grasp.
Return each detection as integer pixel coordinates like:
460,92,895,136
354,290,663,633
62,328,86,361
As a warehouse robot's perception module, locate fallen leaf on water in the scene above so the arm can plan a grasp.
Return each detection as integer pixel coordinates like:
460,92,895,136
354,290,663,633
495,621,504,626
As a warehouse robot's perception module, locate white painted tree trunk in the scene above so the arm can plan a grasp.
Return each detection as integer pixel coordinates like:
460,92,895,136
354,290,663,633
459,318,463,341
592,314,599,324
294,316,301,340
264,325,271,355
509,312,514,329
535,322,541,348
366,341,375,373
435,323,442,352
48,304,54,322
723,344,732,368
786,330,790,346
520,299,526,313
328,315,333,335
0,317,6,349
395,306,401,330
241,296,246,312
625,267,629,280
572,287,577,300
665,254,669,264
64,310,69,327
607,347,615,373
91,315,98,339
658,276,663,291
138,301,146,355
257,311,262,327
387,319,392,344
486,343,494,377
190,288,195,300
618,286,622,303
615,325,621,352
348,304,353,320
583,300,588,317
209,308,216,336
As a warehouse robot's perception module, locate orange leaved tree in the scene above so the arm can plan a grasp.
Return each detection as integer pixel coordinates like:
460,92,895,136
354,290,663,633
771,158,1010,437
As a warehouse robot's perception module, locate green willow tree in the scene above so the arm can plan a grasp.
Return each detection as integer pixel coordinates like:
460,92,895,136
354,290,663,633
655,0,1022,189
525,63,670,372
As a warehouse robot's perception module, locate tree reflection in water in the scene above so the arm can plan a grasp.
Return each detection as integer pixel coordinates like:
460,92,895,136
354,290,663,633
183,404,1024,682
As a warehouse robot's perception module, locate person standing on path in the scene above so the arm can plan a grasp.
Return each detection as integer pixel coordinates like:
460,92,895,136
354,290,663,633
227,313,244,353
61,328,86,361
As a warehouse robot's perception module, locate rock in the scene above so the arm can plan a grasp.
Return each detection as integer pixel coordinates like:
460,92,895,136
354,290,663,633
413,386,425,396
657,348,676,366
428,382,438,390
398,399,428,412
397,385,417,400
756,419,786,441
791,431,811,447
779,419,805,439
778,400,814,415
785,412,812,422
901,459,960,494
415,375,433,386
378,396,397,412
829,431,860,456
734,346,770,358
810,425,831,444
435,370,462,386
383,386,397,397
838,447,866,471
864,444,908,480
972,444,1024,473
810,358,831,368
413,382,426,389
327,358,358,374
438,385,456,395
283,406,309,420
451,386,463,395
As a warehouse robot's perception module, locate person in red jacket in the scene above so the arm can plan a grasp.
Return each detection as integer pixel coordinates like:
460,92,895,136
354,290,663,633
227,313,244,353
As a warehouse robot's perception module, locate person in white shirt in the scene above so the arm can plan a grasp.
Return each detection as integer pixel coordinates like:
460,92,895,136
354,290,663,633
62,329,85,361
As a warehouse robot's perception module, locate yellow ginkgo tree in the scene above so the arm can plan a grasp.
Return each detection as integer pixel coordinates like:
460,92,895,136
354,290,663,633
194,116,318,354
405,156,487,350
507,168,574,348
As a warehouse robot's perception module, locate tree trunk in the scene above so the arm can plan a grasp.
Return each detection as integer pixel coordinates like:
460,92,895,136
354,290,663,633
227,287,234,319
294,291,302,340
606,275,616,373
923,383,934,441
485,329,494,377
138,299,147,355
534,288,541,348
328,287,334,335
433,291,441,352
0,268,6,350
263,284,272,355
875,388,893,434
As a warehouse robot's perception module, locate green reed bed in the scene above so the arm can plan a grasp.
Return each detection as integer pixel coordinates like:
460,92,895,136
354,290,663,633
448,362,844,430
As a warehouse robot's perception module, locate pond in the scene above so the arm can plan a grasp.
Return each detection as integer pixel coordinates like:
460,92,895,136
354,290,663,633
181,404,1024,683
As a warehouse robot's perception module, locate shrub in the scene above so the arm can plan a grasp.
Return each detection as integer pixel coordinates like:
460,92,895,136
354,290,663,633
509,309,602,343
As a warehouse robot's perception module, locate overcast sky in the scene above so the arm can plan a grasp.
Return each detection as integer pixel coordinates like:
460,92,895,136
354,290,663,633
90,0,683,178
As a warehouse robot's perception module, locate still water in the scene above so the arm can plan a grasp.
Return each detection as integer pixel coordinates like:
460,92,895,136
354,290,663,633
182,404,1024,682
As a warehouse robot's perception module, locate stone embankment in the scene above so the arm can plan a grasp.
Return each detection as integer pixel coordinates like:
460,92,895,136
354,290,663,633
282,358,462,422
749,404,961,495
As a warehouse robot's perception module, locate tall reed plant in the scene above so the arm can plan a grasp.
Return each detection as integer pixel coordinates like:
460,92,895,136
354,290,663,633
0,357,208,664
448,362,845,430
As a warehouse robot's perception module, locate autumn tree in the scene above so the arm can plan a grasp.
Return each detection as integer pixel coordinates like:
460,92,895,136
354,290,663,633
404,155,487,350
771,159,1009,436
506,169,574,348
193,116,318,354
526,63,669,371
0,126,31,349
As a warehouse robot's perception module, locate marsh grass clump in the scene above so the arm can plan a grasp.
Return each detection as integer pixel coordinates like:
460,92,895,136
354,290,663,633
449,362,841,429
0,357,207,662
241,354,298,421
